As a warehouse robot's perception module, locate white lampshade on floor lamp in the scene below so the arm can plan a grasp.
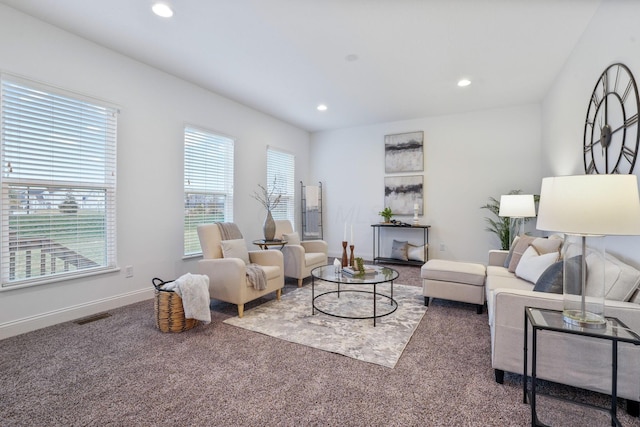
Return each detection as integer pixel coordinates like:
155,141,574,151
498,194,536,245
537,175,640,328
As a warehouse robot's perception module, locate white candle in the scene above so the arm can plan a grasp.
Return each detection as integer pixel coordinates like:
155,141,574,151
350,225,354,244
414,203,419,210
343,223,347,241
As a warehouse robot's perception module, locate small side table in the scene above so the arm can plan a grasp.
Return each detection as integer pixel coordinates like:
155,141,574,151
523,307,640,427
252,239,287,250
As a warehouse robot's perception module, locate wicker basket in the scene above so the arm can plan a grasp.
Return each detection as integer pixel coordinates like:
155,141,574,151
152,278,198,333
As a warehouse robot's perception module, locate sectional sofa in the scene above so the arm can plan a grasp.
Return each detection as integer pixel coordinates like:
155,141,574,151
486,236,640,414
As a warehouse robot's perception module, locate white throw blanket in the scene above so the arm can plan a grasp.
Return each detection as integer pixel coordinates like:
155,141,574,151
162,273,211,324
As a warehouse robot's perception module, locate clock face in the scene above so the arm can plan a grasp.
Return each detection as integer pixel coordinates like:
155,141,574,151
584,63,640,174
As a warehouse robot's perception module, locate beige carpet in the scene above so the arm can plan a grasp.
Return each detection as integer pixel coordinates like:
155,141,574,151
224,282,427,368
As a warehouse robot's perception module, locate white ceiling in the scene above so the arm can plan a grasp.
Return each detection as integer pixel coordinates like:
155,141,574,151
0,0,602,133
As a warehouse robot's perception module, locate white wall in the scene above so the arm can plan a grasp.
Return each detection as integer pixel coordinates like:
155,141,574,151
310,104,542,264
541,0,640,265
0,5,310,338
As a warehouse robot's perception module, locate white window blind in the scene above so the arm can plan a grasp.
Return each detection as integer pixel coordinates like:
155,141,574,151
0,76,117,288
184,126,234,256
267,147,295,224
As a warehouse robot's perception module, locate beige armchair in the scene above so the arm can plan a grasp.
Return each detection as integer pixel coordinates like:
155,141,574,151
274,220,328,287
197,223,284,317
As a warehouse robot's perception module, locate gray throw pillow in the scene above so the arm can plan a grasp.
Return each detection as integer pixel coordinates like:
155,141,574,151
533,255,584,294
533,260,563,293
390,240,409,261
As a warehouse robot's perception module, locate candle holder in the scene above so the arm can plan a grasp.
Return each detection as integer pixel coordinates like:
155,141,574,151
349,245,355,267
341,241,348,267
413,204,420,226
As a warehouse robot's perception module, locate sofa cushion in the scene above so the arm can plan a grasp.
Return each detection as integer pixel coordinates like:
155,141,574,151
515,246,559,284
220,239,250,265
507,235,536,273
391,240,409,261
421,259,486,286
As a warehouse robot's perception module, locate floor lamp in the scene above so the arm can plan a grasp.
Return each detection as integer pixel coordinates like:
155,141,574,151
498,194,536,246
536,175,640,328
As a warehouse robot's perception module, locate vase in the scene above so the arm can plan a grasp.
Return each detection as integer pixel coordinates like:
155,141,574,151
263,210,276,241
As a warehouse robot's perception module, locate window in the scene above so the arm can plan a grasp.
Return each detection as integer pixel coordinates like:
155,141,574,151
0,76,117,288
267,146,295,224
184,126,234,256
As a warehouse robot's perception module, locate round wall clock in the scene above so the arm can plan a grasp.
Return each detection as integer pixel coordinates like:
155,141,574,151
583,63,640,174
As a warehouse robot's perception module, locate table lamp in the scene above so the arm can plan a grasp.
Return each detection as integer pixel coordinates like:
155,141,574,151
498,194,536,245
536,175,640,328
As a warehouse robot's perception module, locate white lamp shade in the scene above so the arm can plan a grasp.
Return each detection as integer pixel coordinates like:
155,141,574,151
537,175,640,235
498,194,536,218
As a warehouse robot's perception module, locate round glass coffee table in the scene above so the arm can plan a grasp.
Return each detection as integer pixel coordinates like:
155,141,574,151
310,264,399,326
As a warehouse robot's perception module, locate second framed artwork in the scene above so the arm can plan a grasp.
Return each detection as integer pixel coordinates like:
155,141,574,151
384,175,423,215
384,131,424,173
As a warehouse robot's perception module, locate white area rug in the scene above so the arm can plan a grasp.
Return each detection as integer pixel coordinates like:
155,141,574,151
223,282,427,368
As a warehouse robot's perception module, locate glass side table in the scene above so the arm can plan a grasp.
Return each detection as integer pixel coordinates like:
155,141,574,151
523,307,640,427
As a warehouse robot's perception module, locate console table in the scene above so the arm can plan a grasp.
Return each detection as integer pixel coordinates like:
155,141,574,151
371,224,430,266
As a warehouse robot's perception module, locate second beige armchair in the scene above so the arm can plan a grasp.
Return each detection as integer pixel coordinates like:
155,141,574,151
274,220,328,287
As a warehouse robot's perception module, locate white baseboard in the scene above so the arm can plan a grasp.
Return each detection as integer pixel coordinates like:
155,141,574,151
0,288,154,340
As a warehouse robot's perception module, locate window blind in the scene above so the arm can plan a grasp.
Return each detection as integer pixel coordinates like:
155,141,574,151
184,126,234,256
267,147,295,224
0,77,117,288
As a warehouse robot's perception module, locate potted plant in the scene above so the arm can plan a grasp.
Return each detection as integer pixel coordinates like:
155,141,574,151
480,190,539,250
378,207,393,223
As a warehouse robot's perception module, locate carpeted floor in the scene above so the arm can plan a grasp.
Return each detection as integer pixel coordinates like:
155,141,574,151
1,262,639,426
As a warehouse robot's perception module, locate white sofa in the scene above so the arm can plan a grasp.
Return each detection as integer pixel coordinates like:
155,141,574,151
486,243,640,413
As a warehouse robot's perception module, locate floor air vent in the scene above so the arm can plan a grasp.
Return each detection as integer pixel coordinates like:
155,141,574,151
74,312,111,325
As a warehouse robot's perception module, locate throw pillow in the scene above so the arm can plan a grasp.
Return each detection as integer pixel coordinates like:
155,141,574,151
507,235,536,273
533,260,563,293
531,237,562,255
282,231,301,245
390,240,409,261
407,244,427,262
585,252,640,301
220,239,250,265
515,246,559,284
503,236,520,268
534,255,585,294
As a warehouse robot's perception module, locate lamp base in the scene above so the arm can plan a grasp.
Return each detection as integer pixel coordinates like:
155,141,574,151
562,309,606,329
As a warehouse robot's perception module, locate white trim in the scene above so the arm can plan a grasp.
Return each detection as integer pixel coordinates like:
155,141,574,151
0,288,153,340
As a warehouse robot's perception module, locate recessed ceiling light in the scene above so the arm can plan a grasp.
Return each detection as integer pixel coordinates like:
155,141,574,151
345,54,359,62
152,3,174,18
457,79,471,87
317,104,328,112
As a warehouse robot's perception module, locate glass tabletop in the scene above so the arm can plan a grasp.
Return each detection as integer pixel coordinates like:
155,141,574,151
312,264,399,285
526,307,640,344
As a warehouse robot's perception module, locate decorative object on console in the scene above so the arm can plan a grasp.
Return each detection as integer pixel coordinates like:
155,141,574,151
384,175,423,215
378,207,394,223
412,202,420,226
537,175,640,328
384,131,424,173
498,194,536,246
252,177,282,240
583,63,639,175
